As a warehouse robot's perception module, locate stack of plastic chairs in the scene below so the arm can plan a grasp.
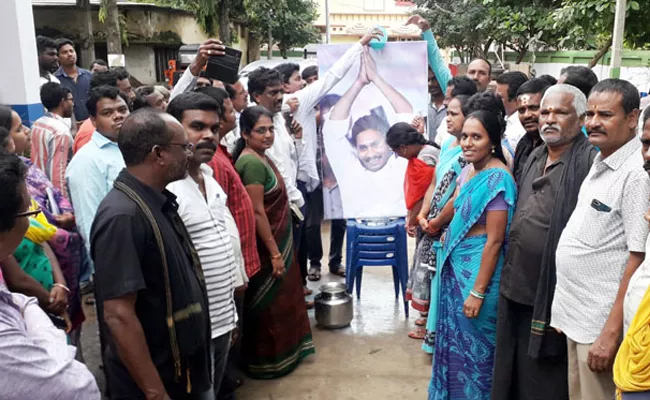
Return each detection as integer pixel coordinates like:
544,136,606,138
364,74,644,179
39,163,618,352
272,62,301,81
344,218,409,317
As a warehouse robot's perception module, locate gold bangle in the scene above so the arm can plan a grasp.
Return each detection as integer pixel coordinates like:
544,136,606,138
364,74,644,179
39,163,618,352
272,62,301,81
271,253,282,260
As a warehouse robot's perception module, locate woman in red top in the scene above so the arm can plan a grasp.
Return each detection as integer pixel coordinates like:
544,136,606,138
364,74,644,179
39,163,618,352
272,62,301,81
386,122,439,339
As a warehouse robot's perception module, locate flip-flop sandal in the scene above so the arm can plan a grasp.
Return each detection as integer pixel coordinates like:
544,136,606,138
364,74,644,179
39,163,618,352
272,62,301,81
330,267,346,277
408,327,426,340
308,267,321,281
303,287,313,296
415,317,427,327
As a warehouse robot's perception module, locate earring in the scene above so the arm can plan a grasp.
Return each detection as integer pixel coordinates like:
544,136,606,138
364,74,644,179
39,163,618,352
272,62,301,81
491,147,496,154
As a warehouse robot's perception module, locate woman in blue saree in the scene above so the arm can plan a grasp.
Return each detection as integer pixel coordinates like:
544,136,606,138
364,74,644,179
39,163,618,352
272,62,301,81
428,110,517,400
418,94,470,349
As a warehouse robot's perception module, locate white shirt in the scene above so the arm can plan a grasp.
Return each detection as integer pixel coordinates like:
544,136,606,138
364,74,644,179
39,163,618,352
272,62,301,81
322,113,409,219
220,112,241,155
167,165,238,339
503,112,526,155
286,42,364,193
39,74,60,87
266,112,304,207
434,120,451,147
624,234,650,334
551,138,650,343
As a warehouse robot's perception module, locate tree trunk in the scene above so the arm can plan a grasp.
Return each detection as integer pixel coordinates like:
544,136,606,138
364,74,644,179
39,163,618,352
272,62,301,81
267,21,273,60
515,47,528,64
105,0,122,54
77,0,95,67
247,33,261,64
217,0,231,45
588,38,613,68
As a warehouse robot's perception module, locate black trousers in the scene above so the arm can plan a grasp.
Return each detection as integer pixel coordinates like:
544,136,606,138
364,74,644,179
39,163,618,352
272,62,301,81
299,185,345,273
491,294,569,400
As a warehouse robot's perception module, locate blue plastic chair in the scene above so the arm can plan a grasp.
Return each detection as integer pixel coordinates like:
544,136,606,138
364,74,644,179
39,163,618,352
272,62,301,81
345,218,409,317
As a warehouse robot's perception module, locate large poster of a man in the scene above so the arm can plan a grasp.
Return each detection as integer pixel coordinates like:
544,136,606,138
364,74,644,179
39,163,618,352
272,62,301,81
318,41,428,219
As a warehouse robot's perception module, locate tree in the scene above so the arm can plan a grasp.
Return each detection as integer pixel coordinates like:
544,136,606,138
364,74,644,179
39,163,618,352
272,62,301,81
272,0,320,58
76,0,96,65
414,0,493,62
99,0,123,54
480,3,556,63
550,0,648,66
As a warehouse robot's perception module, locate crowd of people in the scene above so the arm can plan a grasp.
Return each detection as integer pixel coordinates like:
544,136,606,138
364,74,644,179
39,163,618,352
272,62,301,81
1,14,650,400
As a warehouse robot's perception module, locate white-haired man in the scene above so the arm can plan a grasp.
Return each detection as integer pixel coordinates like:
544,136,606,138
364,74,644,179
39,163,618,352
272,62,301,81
551,79,650,400
493,84,598,400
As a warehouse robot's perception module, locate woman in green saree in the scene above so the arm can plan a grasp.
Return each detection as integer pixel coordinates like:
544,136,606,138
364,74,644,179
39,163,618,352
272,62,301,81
234,106,314,379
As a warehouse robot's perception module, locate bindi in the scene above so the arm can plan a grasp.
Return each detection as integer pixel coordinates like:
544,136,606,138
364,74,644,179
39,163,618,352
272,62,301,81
519,94,530,106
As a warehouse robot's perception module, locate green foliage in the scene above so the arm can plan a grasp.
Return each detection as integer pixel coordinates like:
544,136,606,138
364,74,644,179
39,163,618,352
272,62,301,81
414,0,493,61
272,0,321,57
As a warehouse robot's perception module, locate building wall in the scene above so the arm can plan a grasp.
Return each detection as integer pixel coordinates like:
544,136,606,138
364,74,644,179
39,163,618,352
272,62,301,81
123,45,157,84
33,5,249,82
314,0,417,44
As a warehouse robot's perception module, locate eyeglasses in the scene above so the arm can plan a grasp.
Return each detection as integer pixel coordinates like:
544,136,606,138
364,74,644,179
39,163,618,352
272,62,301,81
15,208,42,219
167,142,194,152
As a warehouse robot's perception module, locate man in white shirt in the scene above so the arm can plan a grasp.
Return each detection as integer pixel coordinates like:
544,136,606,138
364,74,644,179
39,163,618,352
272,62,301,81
273,34,377,281
247,67,305,209
495,71,529,155
37,36,60,87
322,48,413,218
166,92,239,395
221,79,249,155
623,107,650,334
551,79,650,400
0,154,100,399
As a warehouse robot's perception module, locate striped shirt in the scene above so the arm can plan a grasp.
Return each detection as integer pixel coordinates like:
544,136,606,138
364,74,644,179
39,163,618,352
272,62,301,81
208,147,261,278
30,113,73,199
167,165,237,339
551,137,650,343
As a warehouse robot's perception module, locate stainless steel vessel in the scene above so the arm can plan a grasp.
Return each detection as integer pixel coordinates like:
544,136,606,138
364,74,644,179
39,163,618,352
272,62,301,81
314,282,353,329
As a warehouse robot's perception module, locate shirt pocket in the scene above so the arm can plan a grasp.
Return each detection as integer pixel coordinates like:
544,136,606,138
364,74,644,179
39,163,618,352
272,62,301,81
576,198,619,248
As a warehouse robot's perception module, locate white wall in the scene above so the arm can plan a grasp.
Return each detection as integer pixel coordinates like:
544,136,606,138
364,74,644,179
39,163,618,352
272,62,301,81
124,45,157,84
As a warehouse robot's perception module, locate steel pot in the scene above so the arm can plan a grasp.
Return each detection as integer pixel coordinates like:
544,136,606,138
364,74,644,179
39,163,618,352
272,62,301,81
314,282,353,329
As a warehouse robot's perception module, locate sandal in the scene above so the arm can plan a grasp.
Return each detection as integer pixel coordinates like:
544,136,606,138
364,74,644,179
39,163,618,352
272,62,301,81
308,267,321,281
408,327,426,340
330,266,346,277
303,286,313,296
415,317,427,327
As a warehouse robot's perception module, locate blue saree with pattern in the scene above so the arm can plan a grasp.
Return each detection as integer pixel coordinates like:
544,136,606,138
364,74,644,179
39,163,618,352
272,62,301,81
428,167,517,400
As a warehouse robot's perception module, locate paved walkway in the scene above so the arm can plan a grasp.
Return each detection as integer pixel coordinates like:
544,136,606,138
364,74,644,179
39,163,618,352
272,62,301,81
81,222,431,399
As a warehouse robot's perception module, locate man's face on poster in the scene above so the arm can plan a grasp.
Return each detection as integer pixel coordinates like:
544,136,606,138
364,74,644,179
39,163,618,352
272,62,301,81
355,129,391,172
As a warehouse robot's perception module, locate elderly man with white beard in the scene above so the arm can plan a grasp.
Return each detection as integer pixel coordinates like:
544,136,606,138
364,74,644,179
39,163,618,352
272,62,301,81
492,84,598,400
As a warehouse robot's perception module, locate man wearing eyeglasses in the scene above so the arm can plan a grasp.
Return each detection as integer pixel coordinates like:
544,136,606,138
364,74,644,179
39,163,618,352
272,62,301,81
91,109,213,399
0,153,100,399
66,85,129,287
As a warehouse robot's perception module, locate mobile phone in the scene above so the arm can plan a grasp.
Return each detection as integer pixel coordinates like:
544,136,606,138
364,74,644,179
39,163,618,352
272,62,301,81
590,198,611,212
205,47,242,84
47,313,67,330
283,112,294,134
